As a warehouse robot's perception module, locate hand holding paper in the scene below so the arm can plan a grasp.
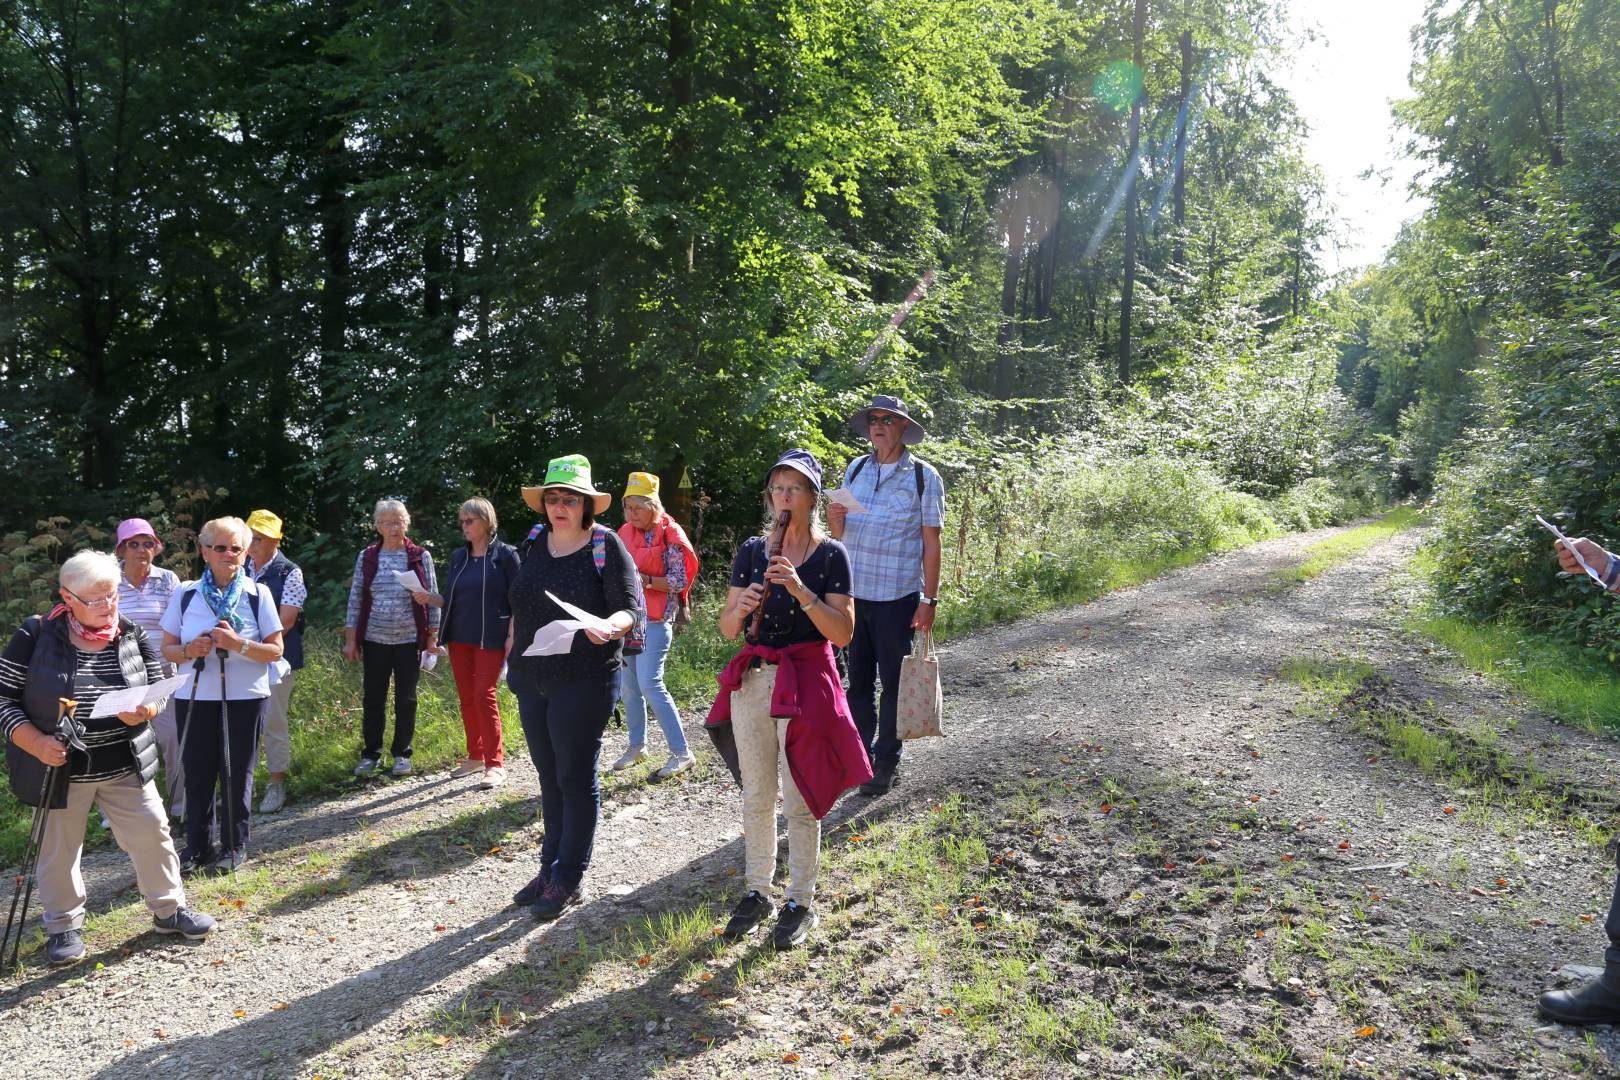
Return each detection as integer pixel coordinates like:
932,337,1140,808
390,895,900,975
523,620,588,656
828,487,866,514
1536,515,1608,587
89,671,193,718
546,591,616,635
393,570,426,594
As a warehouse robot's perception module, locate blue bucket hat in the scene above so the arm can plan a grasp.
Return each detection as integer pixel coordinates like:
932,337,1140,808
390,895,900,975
764,448,823,494
848,394,926,446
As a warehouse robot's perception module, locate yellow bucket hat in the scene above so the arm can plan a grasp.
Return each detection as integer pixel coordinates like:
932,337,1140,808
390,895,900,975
624,472,660,501
244,509,284,540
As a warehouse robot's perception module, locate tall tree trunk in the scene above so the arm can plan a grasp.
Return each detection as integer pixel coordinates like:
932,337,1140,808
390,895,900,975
1173,27,1192,265
995,179,1028,417
316,135,353,534
1118,0,1147,384
670,0,696,271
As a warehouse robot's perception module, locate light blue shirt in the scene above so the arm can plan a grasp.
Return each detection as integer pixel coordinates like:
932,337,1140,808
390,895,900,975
838,449,946,601
160,581,283,700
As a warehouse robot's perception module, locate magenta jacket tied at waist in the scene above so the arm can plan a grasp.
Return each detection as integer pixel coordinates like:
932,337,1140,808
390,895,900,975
706,639,873,819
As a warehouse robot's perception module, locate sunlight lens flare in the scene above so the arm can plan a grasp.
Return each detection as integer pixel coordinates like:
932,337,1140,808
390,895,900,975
1093,60,1142,114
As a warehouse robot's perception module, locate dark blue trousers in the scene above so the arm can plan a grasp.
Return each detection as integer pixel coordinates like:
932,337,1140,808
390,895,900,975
847,593,918,771
177,696,264,860
514,671,618,892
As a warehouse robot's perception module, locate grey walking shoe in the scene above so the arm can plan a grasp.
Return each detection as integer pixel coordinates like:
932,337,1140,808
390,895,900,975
153,906,216,940
258,780,286,814
655,752,696,779
354,756,380,777
391,756,413,777
46,929,85,966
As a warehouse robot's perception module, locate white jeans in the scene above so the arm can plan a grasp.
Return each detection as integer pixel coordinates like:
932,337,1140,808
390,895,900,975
732,664,819,904
37,771,186,933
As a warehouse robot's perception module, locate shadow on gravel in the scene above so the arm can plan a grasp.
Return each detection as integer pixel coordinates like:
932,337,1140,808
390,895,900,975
461,790,922,1079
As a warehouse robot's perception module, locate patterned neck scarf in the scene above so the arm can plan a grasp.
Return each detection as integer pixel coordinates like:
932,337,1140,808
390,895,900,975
48,603,121,643
200,567,247,632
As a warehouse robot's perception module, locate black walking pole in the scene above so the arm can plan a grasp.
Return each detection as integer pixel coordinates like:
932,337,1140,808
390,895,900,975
215,647,238,875
171,655,208,809
1,697,76,969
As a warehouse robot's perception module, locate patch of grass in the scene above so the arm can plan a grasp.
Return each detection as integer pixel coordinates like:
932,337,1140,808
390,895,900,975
1408,613,1620,732
1277,507,1422,583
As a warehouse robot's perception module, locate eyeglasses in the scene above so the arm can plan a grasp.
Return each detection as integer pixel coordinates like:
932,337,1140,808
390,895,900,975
208,544,245,555
868,414,903,427
767,484,810,498
63,587,117,611
457,516,482,526
543,494,583,508
123,539,157,551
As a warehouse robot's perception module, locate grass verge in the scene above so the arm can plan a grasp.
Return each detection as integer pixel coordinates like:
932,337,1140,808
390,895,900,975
1275,507,1422,584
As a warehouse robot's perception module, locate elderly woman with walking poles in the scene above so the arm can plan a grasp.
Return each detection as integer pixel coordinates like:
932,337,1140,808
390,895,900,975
0,550,214,967
711,449,871,951
609,471,699,779
114,517,185,820
160,517,285,875
344,498,440,778
416,496,521,789
505,455,641,921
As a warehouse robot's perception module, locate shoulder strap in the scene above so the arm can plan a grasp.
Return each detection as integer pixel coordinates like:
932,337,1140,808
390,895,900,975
591,525,609,575
914,460,925,499
181,583,263,625
521,522,546,561
846,454,869,486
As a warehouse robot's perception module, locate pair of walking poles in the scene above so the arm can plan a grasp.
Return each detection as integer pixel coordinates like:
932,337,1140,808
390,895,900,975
1,642,242,969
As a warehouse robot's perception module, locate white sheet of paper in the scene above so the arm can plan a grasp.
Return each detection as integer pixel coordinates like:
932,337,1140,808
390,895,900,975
89,671,193,718
523,620,588,656
828,487,867,514
393,570,426,593
545,591,616,635
1536,515,1606,586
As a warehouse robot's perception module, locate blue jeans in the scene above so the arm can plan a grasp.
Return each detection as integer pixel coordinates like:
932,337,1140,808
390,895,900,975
514,671,618,892
621,620,689,756
847,593,918,771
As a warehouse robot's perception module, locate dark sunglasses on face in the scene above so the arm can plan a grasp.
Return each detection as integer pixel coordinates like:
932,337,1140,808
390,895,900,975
458,516,481,525
544,494,582,508
209,544,245,555
123,539,158,550
868,414,903,426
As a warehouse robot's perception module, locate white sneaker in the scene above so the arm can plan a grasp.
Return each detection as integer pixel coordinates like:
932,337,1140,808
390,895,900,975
609,746,647,772
258,781,286,814
451,758,483,778
391,756,413,777
480,766,506,789
655,752,696,779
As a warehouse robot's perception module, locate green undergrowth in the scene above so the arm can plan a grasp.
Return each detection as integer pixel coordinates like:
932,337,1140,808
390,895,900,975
1276,507,1421,584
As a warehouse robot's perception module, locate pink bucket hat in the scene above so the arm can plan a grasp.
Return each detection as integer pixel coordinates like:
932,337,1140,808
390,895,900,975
114,518,163,553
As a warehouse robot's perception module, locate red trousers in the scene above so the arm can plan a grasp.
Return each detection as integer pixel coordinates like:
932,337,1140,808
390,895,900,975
448,642,506,768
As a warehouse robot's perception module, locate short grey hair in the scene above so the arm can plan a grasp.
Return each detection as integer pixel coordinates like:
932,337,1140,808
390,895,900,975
60,550,120,595
624,493,664,517
373,498,410,526
459,496,497,535
199,516,251,549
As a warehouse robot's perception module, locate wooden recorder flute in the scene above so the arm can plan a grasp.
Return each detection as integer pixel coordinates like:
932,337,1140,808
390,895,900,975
749,510,792,642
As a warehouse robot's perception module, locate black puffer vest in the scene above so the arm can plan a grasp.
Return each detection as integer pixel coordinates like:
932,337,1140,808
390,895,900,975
5,614,159,808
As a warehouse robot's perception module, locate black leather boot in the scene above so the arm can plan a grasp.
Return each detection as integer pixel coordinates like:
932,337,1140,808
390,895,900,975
1539,977,1620,1026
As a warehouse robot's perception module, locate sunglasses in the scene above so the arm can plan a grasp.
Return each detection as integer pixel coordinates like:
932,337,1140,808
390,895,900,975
458,516,483,525
543,494,583,508
123,539,158,551
868,414,904,426
63,587,117,611
208,544,245,555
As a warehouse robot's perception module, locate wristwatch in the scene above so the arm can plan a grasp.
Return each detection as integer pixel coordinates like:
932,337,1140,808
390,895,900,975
238,639,251,656
918,595,938,606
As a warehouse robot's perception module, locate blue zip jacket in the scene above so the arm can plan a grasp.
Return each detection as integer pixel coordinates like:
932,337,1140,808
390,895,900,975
439,538,522,651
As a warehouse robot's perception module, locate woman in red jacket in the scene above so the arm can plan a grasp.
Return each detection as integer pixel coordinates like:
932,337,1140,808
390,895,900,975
610,472,700,778
713,448,869,951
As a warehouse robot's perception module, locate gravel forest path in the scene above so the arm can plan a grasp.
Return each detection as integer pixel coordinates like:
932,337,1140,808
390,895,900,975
3,522,1619,1079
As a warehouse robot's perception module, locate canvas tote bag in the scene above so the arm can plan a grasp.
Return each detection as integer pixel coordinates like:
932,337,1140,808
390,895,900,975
896,630,944,739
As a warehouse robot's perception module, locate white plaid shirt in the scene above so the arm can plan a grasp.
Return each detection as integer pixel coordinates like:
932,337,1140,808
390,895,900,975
837,450,945,601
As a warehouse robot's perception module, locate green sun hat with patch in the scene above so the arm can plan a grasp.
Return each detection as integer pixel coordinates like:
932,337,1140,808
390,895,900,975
523,453,612,515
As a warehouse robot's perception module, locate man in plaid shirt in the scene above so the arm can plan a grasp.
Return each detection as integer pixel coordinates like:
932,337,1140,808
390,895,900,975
828,395,945,795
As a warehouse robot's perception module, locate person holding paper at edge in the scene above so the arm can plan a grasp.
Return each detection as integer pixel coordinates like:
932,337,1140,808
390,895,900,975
343,499,439,778
0,550,214,964
505,455,640,921
114,517,186,819
1539,527,1620,1025
826,394,946,796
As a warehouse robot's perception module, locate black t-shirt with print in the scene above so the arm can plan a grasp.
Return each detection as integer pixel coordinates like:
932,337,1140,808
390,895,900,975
729,535,851,646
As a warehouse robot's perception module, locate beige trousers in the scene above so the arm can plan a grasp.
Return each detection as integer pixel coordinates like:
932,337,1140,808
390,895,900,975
260,670,297,774
37,771,187,933
732,664,819,904
148,696,183,817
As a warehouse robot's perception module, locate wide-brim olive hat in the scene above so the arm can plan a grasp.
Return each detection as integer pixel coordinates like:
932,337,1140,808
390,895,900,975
522,453,612,516
848,393,926,446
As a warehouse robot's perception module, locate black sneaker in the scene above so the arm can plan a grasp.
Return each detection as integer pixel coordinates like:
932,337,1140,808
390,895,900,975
858,762,899,796
179,848,216,878
721,890,775,940
513,870,550,908
209,850,249,875
530,881,585,922
771,900,818,950
45,928,85,966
